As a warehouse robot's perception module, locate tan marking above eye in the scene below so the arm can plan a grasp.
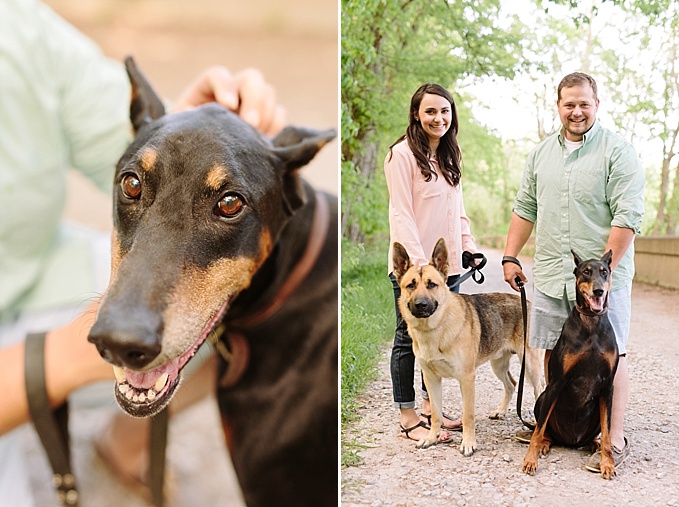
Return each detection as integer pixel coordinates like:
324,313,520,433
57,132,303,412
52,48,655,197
206,164,228,190
139,147,158,172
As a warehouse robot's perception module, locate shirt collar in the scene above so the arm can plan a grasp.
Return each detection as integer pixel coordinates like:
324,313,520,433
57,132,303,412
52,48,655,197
558,119,601,147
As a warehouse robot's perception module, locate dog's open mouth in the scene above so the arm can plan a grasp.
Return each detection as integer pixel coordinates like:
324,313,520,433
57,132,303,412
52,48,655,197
111,299,231,417
584,293,607,313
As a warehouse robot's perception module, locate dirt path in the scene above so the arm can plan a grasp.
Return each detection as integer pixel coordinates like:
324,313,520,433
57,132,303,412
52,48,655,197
341,249,679,507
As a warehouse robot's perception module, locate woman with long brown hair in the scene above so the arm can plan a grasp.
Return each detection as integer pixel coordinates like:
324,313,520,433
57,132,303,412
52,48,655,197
385,83,479,444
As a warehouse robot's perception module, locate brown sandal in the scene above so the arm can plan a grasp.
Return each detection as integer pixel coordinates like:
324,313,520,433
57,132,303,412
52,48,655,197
421,412,463,432
400,421,455,444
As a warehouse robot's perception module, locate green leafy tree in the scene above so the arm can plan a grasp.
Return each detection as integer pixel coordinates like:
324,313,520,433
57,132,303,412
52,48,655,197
341,0,528,242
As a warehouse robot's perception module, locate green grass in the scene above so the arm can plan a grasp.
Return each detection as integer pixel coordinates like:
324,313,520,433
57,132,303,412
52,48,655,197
341,238,392,466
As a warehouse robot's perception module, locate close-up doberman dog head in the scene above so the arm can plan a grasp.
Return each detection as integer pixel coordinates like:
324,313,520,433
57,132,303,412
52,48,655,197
392,238,450,319
572,249,613,315
88,57,335,417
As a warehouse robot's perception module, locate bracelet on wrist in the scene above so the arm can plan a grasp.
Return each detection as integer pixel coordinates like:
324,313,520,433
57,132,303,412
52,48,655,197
501,256,522,269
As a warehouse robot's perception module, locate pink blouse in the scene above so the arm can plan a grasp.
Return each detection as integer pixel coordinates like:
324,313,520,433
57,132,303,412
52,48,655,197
385,140,477,275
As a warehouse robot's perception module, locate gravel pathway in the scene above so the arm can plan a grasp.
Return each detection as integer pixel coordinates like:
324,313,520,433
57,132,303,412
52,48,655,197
341,249,679,507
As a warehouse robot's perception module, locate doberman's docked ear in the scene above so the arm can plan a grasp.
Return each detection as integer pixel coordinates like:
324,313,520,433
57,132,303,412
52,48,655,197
125,56,166,133
601,249,613,266
271,126,336,214
392,242,412,283
431,238,450,278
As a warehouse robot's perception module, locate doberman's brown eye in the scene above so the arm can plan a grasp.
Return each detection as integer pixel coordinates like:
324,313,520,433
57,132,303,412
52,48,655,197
121,174,141,199
216,193,244,218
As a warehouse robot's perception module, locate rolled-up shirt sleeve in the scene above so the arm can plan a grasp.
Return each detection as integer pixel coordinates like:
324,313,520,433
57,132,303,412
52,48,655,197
607,144,645,234
513,150,538,223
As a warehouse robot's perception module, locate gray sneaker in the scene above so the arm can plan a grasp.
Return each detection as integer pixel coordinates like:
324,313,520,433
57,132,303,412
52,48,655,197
585,437,630,473
515,429,534,444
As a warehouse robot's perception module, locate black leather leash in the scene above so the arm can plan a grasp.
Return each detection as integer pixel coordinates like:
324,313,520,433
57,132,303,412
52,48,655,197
501,255,536,430
25,331,168,507
149,408,169,507
447,251,487,290
25,332,80,506
514,276,536,430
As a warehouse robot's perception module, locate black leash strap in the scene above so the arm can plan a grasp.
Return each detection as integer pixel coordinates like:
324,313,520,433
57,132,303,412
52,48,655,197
448,251,487,290
515,277,536,430
25,332,80,506
25,331,167,507
149,408,169,507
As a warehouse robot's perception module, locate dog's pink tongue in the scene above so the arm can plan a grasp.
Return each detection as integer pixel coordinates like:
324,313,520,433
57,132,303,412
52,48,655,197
590,296,604,311
125,363,176,389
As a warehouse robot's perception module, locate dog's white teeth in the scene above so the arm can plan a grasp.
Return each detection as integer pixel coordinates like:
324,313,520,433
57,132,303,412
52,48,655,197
138,392,147,403
118,383,130,394
154,373,169,393
125,389,134,400
147,390,156,401
113,366,126,383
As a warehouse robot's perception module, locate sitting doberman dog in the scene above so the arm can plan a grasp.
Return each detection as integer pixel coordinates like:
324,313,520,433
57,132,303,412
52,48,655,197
88,58,337,506
523,250,619,479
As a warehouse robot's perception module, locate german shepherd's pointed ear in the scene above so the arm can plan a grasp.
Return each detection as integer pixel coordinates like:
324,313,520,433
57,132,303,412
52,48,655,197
601,249,613,266
431,238,449,278
125,56,166,133
272,126,336,214
392,242,412,282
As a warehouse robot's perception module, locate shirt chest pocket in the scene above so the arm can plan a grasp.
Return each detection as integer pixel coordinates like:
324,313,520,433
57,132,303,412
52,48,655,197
572,164,608,205
417,176,446,201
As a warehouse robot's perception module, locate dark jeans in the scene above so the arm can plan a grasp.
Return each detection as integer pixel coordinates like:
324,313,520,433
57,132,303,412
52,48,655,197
389,272,460,408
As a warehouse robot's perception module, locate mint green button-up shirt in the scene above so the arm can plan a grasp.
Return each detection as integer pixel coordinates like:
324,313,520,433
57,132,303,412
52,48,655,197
514,121,645,301
0,0,132,322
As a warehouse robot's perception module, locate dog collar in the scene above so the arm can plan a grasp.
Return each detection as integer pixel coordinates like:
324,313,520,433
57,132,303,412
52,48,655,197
575,304,609,317
217,191,329,388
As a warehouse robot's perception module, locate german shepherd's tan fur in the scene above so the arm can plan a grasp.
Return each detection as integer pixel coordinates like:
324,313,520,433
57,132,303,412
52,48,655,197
393,238,544,456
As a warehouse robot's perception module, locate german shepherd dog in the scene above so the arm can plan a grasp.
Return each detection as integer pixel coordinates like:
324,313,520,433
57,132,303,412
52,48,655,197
523,250,619,479
393,238,544,456
88,58,337,506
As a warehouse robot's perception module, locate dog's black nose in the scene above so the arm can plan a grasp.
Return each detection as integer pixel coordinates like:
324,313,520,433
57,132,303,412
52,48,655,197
414,301,428,311
593,288,604,297
88,312,163,369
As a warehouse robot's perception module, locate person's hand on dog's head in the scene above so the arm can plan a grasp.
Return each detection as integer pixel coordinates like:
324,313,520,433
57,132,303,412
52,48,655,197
172,66,286,137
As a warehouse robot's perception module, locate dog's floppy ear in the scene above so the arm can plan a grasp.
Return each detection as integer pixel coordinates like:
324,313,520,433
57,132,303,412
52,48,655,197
125,56,166,133
601,249,613,266
272,126,336,214
431,238,449,278
392,242,412,282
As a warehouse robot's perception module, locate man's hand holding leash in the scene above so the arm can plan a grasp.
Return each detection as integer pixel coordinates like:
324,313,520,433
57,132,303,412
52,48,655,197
502,255,527,292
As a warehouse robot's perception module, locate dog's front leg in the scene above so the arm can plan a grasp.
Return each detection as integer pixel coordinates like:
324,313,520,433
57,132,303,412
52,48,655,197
458,372,476,456
523,393,558,475
597,386,616,479
418,369,442,449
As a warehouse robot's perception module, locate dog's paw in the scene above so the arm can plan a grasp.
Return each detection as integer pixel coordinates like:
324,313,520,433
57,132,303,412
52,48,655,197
488,411,505,420
459,440,476,457
522,459,538,476
416,436,437,449
600,458,616,480
538,441,551,457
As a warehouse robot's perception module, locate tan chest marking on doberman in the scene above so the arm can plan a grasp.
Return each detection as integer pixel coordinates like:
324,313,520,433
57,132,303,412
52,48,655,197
561,352,581,375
